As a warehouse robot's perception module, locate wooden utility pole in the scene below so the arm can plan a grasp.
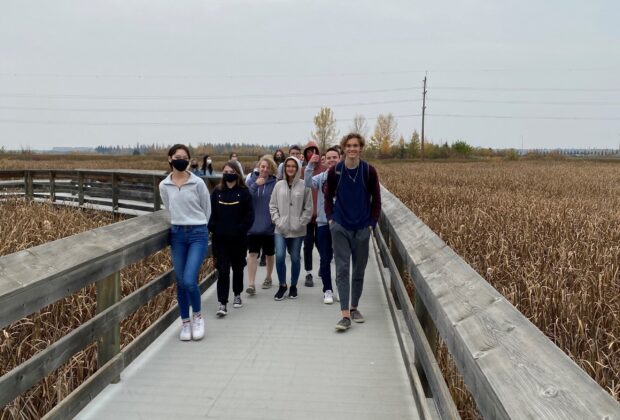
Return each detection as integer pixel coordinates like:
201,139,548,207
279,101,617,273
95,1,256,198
421,74,427,160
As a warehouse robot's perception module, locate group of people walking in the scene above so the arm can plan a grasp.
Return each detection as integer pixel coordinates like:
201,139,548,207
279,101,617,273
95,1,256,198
159,133,381,341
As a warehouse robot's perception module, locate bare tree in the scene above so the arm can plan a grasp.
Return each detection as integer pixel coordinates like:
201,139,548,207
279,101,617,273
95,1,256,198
311,107,339,151
349,114,369,139
370,113,398,158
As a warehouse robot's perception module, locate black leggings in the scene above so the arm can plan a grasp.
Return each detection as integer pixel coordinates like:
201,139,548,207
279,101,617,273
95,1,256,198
214,234,247,304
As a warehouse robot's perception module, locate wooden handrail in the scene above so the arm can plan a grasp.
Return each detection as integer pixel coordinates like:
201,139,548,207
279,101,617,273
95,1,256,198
377,185,620,419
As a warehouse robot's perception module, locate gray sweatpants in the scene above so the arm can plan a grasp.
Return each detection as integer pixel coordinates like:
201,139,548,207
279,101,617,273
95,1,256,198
330,222,371,311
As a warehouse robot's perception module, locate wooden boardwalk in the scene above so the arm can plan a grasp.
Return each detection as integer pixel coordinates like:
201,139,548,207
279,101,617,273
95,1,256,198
76,244,422,419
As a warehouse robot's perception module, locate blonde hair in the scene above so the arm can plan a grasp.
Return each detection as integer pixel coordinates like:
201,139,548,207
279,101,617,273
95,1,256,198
259,154,277,175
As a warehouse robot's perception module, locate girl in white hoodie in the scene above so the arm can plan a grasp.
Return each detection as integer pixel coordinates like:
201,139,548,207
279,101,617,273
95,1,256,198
269,157,313,300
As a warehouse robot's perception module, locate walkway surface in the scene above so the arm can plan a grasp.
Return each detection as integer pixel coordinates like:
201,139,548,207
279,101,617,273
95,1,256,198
77,242,421,419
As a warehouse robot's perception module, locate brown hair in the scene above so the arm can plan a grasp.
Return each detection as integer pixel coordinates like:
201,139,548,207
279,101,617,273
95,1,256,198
340,133,365,149
219,160,247,190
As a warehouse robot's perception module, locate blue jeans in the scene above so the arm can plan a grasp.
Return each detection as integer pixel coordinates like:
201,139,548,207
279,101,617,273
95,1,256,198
317,224,333,292
170,224,209,320
274,234,303,286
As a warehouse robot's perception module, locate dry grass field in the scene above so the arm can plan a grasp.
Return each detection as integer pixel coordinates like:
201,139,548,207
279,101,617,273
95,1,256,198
1,157,618,419
0,199,212,420
376,160,620,418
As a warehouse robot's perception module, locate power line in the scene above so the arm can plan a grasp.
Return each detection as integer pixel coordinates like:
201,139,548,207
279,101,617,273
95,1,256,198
0,87,419,101
0,99,420,113
430,98,620,106
432,86,620,92
2,112,619,128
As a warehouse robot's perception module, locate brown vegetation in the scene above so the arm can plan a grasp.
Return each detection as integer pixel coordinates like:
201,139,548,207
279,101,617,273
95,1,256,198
0,199,211,419
377,160,620,417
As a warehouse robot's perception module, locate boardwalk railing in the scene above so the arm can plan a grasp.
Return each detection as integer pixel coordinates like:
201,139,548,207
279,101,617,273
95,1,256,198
0,209,215,419
0,169,221,215
374,186,620,419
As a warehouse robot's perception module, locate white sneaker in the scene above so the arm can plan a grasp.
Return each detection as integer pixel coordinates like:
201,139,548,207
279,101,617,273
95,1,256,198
323,290,334,304
192,317,205,340
179,322,192,341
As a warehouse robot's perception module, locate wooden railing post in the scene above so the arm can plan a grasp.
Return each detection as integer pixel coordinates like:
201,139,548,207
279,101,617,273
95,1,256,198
25,170,33,199
96,271,121,383
153,176,161,211
49,170,56,202
111,173,119,214
78,172,85,206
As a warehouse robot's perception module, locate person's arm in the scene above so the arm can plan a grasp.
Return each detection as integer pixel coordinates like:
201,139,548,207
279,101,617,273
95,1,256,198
368,165,382,228
159,182,169,210
269,184,280,225
198,181,212,224
324,166,336,223
241,190,255,233
247,175,259,195
300,185,313,226
207,189,217,232
304,163,314,188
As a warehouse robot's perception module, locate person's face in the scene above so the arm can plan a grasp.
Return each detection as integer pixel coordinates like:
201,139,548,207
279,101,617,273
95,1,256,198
325,151,340,167
289,149,301,159
320,155,326,164
190,158,198,166
285,161,297,178
223,165,236,178
343,138,362,160
230,154,238,161
169,149,189,165
275,151,283,159
258,160,271,177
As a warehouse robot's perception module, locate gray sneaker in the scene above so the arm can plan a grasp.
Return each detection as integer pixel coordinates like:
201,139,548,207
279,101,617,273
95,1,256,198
335,317,351,331
262,278,272,289
233,295,243,308
350,309,365,323
304,273,314,287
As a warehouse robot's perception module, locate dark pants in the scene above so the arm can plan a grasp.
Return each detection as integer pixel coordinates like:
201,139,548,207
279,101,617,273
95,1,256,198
317,224,333,292
330,222,371,311
303,222,319,271
214,234,247,305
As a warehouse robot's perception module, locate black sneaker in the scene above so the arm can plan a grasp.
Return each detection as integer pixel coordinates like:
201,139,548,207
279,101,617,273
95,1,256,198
274,285,288,301
288,285,298,299
304,273,314,287
216,304,227,317
233,295,243,308
259,254,267,267
335,317,351,331
350,309,365,323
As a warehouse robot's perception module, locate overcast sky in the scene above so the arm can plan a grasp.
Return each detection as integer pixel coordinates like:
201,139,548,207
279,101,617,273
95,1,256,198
1,0,619,150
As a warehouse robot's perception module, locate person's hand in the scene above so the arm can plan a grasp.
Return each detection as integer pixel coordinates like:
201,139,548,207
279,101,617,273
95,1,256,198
310,154,320,164
256,177,266,186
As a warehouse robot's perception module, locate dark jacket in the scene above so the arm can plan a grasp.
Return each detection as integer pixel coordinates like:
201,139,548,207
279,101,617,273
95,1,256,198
208,185,254,237
247,173,277,235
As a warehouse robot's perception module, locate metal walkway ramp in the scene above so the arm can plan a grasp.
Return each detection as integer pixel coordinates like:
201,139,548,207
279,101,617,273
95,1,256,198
77,243,421,419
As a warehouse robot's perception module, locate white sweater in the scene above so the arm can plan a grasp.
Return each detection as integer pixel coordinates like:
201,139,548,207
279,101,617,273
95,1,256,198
159,172,211,225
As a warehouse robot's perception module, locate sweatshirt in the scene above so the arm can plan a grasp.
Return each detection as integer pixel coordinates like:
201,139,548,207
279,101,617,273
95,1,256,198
159,172,211,225
269,157,313,238
208,185,254,237
247,172,277,235
301,140,327,223
324,160,381,230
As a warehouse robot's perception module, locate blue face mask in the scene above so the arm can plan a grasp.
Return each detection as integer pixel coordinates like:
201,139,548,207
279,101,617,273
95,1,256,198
171,159,189,171
223,173,237,183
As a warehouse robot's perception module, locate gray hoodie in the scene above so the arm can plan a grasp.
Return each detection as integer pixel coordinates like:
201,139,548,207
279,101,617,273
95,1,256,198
269,157,313,238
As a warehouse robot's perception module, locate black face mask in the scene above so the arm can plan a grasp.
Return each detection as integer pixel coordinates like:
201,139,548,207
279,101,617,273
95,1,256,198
171,159,189,171
223,173,237,183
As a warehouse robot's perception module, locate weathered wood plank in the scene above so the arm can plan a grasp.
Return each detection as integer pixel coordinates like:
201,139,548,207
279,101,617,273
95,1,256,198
0,269,177,407
0,210,172,328
374,227,460,420
96,272,121,382
379,186,620,419
42,353,124,420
